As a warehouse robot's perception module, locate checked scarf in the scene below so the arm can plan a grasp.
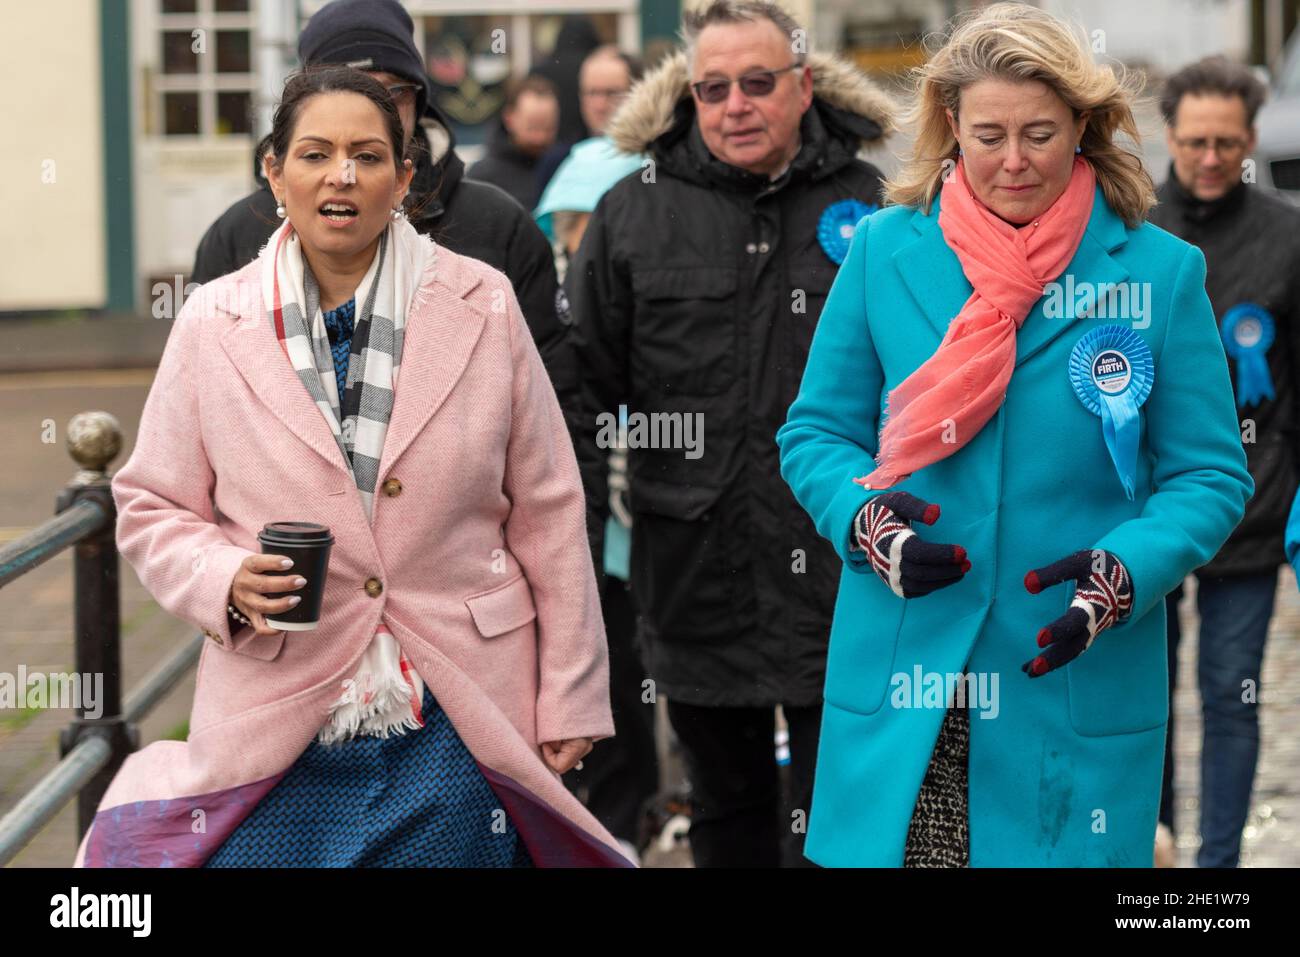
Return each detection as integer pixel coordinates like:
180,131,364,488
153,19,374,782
263,215,435,743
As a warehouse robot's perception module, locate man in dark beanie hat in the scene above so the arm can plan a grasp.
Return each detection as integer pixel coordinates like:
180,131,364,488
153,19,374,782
192,0,576,419
297,0,433,121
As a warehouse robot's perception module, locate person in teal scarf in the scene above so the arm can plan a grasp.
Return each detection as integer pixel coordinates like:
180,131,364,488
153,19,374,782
776,3,1252,867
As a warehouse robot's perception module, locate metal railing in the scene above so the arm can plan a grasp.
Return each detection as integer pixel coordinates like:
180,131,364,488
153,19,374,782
0,411,201,866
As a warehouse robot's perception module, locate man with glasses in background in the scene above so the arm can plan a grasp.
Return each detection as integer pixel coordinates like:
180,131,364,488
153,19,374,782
534,46,642,199
567,0,895,867
192,0,575,418
535,47,643,263
1151,55,1300,868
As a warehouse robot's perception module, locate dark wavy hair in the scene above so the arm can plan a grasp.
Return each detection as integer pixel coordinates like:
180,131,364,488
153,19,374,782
1160,55,1268,127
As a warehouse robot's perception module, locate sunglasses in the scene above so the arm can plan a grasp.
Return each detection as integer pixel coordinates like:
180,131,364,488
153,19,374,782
691,62,803,105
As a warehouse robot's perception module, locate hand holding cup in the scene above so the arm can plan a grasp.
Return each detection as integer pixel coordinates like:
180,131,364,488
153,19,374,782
229,554,307,637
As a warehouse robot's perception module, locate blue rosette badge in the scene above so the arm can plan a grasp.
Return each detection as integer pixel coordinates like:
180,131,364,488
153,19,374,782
1069,325,1154,500
818,199,877,264
1220,303,1276,408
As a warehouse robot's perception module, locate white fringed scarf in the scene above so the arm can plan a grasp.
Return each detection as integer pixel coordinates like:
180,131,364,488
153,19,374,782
263,214,434,744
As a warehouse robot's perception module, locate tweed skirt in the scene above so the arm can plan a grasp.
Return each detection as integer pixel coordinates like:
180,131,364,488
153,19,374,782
903,703,971,868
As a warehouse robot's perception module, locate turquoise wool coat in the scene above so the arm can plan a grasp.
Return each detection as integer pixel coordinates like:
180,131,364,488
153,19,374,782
776,186,1252,867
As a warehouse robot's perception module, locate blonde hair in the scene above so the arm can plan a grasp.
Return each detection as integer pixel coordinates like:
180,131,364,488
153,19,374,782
885,2,1155,228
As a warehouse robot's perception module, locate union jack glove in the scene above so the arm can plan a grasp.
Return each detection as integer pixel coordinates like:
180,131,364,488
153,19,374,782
850,491,971,598
1021,549,1134,677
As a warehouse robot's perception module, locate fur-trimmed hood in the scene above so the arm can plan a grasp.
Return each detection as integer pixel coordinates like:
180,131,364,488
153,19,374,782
608,50,898,157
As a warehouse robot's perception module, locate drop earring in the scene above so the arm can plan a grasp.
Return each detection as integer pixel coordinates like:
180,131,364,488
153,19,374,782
958,147,964,157
1075,145,1083,154
275,201,286,219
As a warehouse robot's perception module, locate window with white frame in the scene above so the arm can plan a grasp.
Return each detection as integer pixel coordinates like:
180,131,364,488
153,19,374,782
156,0,256,136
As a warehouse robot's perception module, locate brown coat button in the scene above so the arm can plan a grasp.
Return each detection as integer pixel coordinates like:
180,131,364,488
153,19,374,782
382,478,403,497
365,577,383,598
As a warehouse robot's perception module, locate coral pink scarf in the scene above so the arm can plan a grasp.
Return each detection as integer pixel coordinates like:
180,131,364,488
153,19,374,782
856,156,1096,489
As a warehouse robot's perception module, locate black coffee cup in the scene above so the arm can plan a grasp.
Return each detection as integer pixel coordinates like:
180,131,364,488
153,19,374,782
257,522,333,631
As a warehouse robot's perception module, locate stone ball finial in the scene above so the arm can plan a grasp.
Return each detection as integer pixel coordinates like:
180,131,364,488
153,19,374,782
66,411,123,473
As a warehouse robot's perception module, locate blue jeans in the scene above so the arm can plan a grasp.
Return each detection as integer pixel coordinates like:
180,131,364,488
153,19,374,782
1160,570,1277,868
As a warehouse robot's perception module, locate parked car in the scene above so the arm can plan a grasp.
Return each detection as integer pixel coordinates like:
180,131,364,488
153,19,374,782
1257,30,1300,203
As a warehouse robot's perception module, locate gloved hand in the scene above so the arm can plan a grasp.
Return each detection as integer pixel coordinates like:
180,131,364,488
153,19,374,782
1021,548,1133,677
850,491,971,598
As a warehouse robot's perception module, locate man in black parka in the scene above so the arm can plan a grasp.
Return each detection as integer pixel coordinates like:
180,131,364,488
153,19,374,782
192,0,575,409
567,0,896,867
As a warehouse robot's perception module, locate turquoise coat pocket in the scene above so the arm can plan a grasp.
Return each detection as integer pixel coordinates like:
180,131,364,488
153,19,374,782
822,573,906,716
1065,607,1169,736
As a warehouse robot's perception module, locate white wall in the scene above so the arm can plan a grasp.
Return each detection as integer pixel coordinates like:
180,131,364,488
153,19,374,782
1042,0,1251,73
811,0,1250,69
130,0,263,290
0,1,106,310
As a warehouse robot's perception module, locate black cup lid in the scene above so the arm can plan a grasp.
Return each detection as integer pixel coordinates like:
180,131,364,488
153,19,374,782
259,521,333,543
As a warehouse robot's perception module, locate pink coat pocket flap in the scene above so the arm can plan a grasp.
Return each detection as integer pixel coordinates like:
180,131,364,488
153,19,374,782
227,625,287,661
465,574,538,637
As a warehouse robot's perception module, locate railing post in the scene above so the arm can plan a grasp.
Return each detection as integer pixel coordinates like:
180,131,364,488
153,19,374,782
53,411,137,839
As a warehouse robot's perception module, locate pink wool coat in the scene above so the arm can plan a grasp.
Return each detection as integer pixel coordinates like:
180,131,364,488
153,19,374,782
74,239,629,867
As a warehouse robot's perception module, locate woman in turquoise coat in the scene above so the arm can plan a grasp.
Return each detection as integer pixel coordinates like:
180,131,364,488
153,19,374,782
777,3,1252,867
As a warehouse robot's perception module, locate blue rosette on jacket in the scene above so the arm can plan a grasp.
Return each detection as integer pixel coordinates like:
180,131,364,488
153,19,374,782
817,199,877,264
1220,302,1276,408
1069,324,1154,500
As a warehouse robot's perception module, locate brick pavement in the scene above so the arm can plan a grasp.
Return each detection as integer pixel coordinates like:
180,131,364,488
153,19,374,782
1167,567,1300,867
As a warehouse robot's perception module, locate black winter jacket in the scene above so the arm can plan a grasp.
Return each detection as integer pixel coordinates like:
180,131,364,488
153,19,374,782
568,52,896,707
1150,167,1300,578
465,120,547,212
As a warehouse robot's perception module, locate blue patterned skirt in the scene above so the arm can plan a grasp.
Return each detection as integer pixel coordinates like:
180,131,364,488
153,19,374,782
204,686,533,867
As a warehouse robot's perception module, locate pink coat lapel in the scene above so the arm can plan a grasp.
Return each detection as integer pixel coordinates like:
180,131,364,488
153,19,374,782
215,252,488,484
379,261,487,481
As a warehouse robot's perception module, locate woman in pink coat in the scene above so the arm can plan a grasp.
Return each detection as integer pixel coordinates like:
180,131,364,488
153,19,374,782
75,66,629,867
